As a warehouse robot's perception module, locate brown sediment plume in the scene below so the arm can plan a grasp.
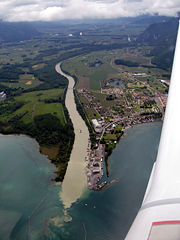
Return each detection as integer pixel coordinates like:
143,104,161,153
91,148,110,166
55,62,90,209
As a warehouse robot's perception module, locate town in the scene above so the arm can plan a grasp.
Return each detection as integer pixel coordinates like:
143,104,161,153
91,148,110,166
80,74,168,190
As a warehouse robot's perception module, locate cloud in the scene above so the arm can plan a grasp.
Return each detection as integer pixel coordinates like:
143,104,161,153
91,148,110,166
0,0,179,22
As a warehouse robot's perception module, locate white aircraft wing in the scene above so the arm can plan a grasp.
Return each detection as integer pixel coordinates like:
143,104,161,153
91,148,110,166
125,20,180,240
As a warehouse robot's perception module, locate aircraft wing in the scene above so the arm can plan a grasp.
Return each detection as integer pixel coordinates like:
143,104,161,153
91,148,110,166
125,20,180,240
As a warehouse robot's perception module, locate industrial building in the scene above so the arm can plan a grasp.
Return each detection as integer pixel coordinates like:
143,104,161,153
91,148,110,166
91,119,102,133
0,92,6,101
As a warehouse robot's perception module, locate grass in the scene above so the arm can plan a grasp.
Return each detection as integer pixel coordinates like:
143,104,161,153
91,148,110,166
103,133,117,141
149,79,166,93
78,95,101,120
114,125,123,131
89,63,116,89
91,91,117,108
40,145,60,161
0,73,42,90
32,63,46,70
127,83,145,89
86,108,100,120
0,80,41,89
0,89,66,125
19,74,35,80
62,52,118,90
62,46,164,92
0,46,39,64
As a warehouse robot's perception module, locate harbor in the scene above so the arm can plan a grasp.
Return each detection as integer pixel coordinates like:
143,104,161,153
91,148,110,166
86,143,105,190
85,143,120,191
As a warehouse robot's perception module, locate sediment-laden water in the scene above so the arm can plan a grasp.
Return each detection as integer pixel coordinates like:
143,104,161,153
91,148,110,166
55,63,89,209
0,122,162,239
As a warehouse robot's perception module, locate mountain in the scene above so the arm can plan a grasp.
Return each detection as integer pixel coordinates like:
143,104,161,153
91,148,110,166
139,18,178,45
0,21,40,43
138,18,179,70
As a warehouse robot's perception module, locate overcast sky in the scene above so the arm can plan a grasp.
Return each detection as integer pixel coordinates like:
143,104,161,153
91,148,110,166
0,0,179,22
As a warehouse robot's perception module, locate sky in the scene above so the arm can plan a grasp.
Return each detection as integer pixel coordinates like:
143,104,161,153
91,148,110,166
0,0,179,22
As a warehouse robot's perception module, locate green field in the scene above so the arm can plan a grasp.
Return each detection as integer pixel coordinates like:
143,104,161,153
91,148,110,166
62,52,118,90
91,91,118,108
103,133,117,141
0,89,65,125
62,46,169,92
1,73,42,90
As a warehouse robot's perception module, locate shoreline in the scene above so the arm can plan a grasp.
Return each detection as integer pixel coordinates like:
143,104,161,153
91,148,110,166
105,117,162,170
0,114,161,192
85,117,162,190
0,132,59,168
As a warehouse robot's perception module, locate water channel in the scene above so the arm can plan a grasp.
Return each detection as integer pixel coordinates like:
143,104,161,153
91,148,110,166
55,63,89,209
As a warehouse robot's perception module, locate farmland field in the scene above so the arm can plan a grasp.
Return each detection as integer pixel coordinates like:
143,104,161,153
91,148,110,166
1,74,42,89
0,89,65,125
62,46,169,93
62,52,118,90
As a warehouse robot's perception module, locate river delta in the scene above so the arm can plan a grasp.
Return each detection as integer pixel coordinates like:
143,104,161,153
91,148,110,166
0,121,162,240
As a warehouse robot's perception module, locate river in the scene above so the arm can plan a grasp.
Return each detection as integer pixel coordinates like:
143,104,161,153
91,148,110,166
55,63,89,209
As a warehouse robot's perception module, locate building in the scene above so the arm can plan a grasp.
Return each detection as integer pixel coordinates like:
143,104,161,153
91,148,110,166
91,119,102,133
93,169,100,174
0,91,6,101
160,79,170,86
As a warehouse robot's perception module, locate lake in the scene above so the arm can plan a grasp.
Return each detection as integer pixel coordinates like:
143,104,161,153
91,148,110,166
0,121,162,240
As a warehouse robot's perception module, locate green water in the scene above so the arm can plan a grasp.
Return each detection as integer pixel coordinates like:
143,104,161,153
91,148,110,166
0,121,162,240
0,136,62,240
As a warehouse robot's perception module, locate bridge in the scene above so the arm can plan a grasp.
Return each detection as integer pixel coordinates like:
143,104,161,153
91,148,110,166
125,20,180,239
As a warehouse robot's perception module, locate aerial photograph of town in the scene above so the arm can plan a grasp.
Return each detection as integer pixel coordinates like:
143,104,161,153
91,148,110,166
0,0,180,239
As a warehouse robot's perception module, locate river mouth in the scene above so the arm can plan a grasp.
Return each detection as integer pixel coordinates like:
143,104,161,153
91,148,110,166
0,122,162,239
55,63,90,209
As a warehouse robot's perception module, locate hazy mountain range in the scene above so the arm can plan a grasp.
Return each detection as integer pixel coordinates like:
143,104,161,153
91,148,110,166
0,16,178,70
0,21,40,42
139,18,179,70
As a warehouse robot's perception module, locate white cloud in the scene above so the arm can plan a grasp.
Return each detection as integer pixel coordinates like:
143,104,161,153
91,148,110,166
0,0,179,22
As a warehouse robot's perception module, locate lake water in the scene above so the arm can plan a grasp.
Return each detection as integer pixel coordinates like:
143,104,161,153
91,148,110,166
0,121,162,240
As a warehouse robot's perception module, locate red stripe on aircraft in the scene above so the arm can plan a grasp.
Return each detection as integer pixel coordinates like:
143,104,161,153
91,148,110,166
152,221,180,226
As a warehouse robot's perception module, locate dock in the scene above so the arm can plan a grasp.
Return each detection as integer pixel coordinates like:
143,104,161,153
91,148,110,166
86,144,105,190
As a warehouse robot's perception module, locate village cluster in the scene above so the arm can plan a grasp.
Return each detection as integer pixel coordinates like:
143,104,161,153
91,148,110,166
81,76,168,190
